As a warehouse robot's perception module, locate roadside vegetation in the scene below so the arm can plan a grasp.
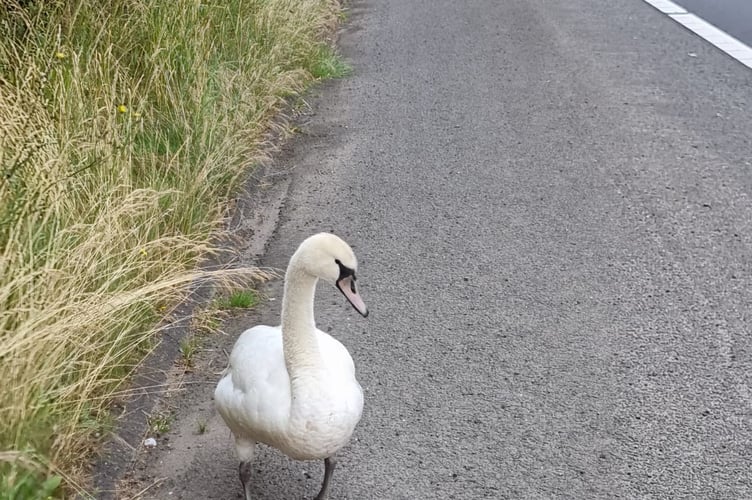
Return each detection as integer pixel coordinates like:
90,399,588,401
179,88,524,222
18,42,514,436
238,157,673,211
0,0,346,495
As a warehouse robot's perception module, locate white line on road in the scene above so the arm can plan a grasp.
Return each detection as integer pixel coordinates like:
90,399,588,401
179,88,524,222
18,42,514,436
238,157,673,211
643,0,752,69
644,0,686,15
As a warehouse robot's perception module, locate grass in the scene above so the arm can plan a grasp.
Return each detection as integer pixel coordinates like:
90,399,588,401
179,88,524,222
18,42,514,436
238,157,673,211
147,412,173,436
0,0,344,495
179,336,201,367
190,306,223,336
187,288,261,338
310,45,352,79
0,463,62,500
216,289,261,310
196,418,208,435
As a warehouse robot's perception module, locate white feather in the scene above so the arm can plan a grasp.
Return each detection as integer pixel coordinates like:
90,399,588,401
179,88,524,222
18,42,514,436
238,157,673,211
214,233,366,468
215,324,363,460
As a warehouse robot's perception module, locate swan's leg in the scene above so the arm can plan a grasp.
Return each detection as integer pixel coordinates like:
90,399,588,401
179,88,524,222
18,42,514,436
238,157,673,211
239,461,253,500
236,439,256,500
313,456,337,500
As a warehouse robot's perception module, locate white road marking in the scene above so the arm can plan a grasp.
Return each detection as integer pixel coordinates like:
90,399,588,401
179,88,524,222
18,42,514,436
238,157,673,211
642,0,752,69
643,0,687,15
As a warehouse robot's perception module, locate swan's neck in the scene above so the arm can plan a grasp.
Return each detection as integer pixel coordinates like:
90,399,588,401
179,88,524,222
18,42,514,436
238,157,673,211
281,266,322,376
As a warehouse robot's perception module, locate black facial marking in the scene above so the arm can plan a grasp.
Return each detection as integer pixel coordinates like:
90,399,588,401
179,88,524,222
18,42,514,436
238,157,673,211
335,258,355,281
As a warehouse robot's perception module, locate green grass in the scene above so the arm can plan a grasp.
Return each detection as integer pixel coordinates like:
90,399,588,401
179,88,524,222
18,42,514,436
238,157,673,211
179,336,200,367
196,418,208,435
216,289,260,310
0,466,61,500
310,45,352,78
147,412,173,436
0,0,344,495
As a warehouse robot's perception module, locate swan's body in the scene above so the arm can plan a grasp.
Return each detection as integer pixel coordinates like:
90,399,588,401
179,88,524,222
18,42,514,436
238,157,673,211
215,325,363,460
214,233,368,500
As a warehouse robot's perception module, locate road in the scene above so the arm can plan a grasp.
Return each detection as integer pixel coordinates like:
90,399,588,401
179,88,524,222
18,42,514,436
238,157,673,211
672,0,752,46
123,0,752,498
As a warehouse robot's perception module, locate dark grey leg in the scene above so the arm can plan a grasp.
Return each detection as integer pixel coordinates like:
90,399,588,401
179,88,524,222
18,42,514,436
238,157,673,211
239,461,253,500
314,456,337,500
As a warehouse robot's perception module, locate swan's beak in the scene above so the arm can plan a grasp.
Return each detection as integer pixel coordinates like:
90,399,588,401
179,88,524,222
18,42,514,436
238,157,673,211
337,275,368,317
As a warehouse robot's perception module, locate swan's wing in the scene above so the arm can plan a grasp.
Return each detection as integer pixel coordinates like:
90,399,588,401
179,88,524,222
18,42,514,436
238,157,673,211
315,329,363,415
316,330,357,377
214,325,291,438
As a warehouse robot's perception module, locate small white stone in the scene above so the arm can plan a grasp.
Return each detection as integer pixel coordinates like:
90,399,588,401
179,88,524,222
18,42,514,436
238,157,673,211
144,437,158,448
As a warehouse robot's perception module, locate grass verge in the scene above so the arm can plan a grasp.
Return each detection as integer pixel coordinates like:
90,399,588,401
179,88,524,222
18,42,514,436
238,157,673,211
0,0,345,495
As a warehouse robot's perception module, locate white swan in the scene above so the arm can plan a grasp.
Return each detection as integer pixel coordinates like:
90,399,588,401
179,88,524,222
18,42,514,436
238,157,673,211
214,233,368,500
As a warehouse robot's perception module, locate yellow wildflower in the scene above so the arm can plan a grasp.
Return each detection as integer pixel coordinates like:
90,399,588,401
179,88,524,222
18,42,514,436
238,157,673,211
117,104,128,114
139,248,147,257
55,51,66,60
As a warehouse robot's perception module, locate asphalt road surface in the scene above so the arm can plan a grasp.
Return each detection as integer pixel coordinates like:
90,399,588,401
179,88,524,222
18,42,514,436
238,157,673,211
672,0,752,46
128,0,752,498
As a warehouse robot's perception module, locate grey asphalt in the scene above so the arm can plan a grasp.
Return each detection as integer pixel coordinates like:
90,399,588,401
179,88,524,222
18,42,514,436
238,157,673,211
673,0,752,46
131,0,752,498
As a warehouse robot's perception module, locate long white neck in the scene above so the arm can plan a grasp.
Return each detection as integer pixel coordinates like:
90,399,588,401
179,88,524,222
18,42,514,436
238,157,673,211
281,263,322,377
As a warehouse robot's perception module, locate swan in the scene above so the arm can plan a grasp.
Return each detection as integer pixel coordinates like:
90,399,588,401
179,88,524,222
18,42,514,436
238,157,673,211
214,233,369,500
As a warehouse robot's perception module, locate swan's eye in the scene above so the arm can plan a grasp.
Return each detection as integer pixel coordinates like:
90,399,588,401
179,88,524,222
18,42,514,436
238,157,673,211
334,259,354,280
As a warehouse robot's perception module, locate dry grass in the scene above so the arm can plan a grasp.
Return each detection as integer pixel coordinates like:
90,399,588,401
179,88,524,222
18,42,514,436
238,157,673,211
0,0,344,495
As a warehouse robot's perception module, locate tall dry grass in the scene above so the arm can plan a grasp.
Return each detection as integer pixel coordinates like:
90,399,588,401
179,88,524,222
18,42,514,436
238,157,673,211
0,0,343,495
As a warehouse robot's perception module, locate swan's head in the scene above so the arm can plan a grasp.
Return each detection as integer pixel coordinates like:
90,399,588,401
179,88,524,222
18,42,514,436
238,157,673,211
291,233,368,317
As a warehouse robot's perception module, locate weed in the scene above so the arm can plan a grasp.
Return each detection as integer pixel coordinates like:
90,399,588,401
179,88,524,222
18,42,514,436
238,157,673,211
191,306,224,335
0,452,68,498
148,412,173,436
0,470,61,500
179,336,200,367
196,418,208,435
217,290,260,310
191,289,259,336
310,45,352,79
